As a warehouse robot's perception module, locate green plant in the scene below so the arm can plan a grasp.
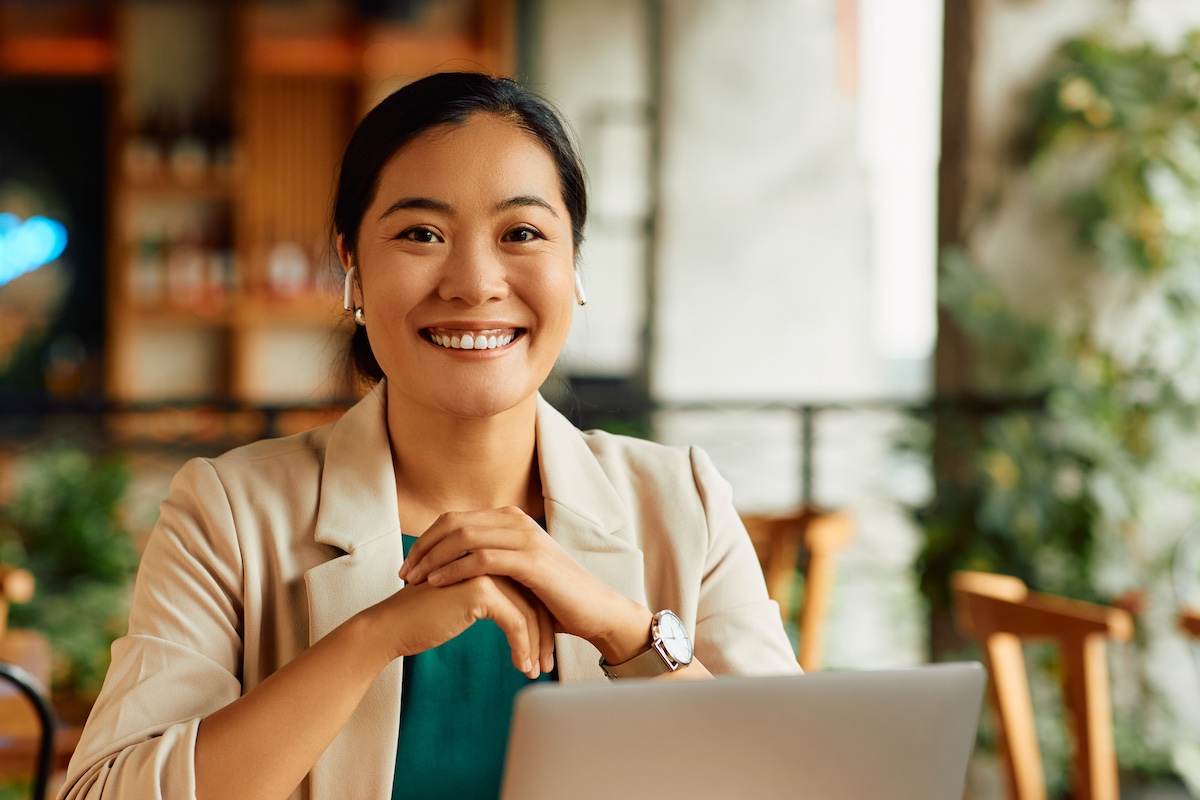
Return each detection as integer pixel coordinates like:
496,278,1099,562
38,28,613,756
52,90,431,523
917,27,1200,792
0,445,137,697
0,778,31,800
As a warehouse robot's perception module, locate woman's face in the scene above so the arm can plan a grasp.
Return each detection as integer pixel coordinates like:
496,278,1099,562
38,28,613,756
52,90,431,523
350,112,576,420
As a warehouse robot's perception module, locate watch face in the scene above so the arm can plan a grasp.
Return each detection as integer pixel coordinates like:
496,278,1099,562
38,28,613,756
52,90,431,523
657,611,693,665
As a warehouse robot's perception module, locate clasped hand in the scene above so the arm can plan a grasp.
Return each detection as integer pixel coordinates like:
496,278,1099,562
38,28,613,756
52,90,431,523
388,507,648,678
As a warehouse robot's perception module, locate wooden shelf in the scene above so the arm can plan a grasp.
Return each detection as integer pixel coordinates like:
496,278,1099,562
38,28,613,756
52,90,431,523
104,2,516,406
126,303,234,326
245,36,359,77
107,407,268,444
120,178,236,203
124,293,342,327
236,292,341,326
0,36,113,75
105,404,354,445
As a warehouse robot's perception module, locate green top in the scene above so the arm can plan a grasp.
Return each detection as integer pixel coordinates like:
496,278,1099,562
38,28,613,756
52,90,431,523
392,534,556,800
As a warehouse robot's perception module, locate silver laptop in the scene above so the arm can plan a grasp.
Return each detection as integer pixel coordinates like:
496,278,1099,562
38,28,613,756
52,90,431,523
501,662,984,800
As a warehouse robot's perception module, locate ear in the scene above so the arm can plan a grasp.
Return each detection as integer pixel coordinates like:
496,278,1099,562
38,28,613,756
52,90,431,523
336,234,353,274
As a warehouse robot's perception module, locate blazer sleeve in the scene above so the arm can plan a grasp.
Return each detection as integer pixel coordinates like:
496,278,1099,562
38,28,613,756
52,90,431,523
689,447,803,676
58,458,246,800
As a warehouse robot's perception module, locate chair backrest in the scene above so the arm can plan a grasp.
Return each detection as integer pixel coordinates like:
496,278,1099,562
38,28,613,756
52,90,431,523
0,567,35,642
741,508,853,672
952,571,1133,800
1179,608,1200,638
0,661,55,800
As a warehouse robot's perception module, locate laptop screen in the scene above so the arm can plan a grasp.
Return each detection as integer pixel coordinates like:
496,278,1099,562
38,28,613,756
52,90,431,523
501,663,984,800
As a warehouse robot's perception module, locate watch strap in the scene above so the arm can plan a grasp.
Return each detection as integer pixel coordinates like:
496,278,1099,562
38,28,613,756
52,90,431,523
599,642,675,680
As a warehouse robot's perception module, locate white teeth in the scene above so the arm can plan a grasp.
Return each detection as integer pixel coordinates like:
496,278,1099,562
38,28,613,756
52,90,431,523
428,331,518,350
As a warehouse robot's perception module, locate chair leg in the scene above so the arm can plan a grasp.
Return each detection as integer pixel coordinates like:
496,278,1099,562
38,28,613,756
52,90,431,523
798,541,833,672
766,523,801,623
797,512,851,672
1060,633,1120,800
986,633,1047,800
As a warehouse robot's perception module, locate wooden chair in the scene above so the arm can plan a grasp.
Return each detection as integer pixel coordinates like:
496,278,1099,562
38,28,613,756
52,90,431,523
0,566,81,795
1179,608,1200,639
742,509,853,672
952,571,1134,800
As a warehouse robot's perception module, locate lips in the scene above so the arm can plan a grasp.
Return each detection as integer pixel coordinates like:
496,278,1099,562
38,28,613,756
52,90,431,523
422,327,522,351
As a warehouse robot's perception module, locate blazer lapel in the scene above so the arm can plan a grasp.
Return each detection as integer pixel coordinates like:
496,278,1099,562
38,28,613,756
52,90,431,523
306,382,405,799
302,388,648,795
536,396,647,683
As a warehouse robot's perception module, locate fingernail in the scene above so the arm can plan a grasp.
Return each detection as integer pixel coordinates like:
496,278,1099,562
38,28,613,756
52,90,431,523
530,665,541,679
545,654,554,673
398,562,409,579
429,572,442,585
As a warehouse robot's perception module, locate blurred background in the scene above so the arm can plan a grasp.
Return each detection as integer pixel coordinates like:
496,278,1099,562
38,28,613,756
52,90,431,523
5,0,1200,797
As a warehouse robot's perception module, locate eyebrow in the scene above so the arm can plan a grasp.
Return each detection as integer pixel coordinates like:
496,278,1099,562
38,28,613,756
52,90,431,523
495,195,558,217
379,197,451,220
378,195,559,220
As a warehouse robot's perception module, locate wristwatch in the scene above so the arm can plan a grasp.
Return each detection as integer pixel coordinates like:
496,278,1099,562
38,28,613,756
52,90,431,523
599,609,693,680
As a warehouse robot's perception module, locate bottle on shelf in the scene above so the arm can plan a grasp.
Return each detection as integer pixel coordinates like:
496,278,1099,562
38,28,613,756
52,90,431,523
131,230,165,304
123,106,166,186
169,107,209,187
129,210,237,316
198,99,235,184
266,240,312,298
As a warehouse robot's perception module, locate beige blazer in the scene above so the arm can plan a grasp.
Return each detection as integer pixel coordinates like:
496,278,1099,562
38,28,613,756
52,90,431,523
59,382,799,800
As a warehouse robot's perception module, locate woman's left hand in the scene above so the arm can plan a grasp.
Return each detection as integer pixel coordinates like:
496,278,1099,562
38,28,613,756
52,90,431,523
398,507,653,664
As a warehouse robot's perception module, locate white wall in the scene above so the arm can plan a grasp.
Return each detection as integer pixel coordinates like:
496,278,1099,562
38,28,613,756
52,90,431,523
532,0,940,671
654,0,878,403
537,0,943,404
859,0,943,390
533,0,651,377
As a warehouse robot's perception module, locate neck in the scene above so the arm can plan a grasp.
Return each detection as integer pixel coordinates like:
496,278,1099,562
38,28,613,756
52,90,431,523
386,391,543,531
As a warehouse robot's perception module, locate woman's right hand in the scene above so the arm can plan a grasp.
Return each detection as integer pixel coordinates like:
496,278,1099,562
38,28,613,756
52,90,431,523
361,574,554,679
193,573,550,800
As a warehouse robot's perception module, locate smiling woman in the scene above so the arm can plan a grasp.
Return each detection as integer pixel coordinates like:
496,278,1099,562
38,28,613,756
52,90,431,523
58,73,800,800
342,112,576,425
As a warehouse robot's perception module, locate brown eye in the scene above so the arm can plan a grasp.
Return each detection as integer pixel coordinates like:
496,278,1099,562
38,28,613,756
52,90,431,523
503,226,542,243
401,227,442,243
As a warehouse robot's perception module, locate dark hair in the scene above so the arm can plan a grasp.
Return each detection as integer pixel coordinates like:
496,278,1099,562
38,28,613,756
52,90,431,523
334,71,588,384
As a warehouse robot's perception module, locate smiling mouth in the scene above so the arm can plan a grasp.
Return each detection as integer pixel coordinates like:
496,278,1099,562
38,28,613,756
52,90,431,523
421,327,523,351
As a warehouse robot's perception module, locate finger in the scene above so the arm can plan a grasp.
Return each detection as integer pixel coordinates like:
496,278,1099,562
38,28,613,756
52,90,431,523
478,581,539,678
406,508,525,562
500,581,543,680
398,515,457,580
501,578,544,681
536,599,555,674
402,508,541,580
402,533,475,584
427,549,533,589
403,521,532,583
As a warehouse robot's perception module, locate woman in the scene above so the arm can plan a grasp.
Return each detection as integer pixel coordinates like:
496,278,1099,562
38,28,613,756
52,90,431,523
60,72,798,800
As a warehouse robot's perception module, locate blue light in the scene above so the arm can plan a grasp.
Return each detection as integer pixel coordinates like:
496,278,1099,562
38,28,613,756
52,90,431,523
0,213,69,288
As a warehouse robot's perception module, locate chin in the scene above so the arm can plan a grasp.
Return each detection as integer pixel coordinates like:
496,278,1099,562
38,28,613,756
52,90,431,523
420,379,539,421
440,397,519,420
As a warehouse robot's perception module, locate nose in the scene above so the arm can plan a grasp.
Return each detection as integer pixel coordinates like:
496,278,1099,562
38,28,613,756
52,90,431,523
437,237,508,305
